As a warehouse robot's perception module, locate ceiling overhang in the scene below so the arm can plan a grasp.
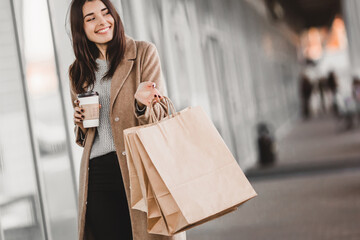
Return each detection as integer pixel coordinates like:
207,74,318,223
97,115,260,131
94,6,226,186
265,0,341,32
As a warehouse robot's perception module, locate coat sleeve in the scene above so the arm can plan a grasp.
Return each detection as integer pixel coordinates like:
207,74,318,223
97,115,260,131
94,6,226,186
134,42,168,125
69,80,88,147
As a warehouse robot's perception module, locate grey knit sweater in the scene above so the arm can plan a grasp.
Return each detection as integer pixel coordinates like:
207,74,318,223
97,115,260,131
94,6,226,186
89,58,116,159
85,58,146,159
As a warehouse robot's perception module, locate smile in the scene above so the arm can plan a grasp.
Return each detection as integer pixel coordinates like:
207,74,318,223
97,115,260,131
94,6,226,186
96,26,111,34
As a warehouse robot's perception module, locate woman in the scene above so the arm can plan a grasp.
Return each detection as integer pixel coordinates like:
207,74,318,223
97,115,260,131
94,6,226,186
68,0,186,239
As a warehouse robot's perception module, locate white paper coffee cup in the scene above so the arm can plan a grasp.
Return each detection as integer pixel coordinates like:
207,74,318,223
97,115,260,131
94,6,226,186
77,91,99,128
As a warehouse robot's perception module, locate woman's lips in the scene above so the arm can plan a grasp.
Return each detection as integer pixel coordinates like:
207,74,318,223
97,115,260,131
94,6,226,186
96,26,111,34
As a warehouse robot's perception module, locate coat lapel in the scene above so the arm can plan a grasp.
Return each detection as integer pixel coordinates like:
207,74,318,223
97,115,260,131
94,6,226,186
110,35,137,113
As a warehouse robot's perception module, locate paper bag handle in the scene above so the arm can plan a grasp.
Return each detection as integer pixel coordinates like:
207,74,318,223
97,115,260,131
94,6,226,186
149,96,176,123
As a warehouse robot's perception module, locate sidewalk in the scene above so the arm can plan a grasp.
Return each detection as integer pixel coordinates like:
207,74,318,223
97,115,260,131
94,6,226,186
187,116,360,240
246,115,360,178
187,168,360,240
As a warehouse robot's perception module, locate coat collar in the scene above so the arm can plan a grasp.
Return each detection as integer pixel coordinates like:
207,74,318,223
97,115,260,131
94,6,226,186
110,35,137,113
123,34,137,60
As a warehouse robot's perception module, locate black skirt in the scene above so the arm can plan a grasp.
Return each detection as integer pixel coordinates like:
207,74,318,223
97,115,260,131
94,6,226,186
86,151,133,240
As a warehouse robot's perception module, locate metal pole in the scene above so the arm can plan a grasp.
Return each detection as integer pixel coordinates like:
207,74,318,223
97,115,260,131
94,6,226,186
0,208,4,240
9,0,51,239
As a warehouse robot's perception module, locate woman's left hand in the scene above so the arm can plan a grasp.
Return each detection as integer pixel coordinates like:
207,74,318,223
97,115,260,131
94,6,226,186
134,82,163,107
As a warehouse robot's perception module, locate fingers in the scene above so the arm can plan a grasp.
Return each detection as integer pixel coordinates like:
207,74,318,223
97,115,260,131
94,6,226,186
152,88,162,102
153,94,161,102
74,116,83,123
74,104,85,125
74,110,84,124
149,95,162,105
74,99,80,106
145,82,156,88
149,88,163,104
138,81,156,90
74,106,85,114
74,112,84,120
135,82,163,106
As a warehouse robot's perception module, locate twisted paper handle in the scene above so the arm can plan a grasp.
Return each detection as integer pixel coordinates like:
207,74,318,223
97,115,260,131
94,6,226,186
149,96,177,123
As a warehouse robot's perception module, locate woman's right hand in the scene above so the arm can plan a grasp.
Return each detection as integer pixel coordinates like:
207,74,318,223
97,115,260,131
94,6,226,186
73,99,86,133
73,99,101,133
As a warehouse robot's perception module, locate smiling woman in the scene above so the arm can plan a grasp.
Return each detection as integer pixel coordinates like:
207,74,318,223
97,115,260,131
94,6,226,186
69,0,126,95
82,1,115,59
67,0,178,240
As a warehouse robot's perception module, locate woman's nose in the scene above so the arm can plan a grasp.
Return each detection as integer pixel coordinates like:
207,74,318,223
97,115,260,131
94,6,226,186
97,15,107,25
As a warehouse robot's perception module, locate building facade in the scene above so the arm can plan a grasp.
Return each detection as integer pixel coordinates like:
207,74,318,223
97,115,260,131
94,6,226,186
0,0,300,239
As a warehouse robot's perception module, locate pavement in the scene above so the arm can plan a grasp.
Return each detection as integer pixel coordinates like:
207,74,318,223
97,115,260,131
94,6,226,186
276,115,360,166
187,168,360,240
187,115,360,240
246,115,360,179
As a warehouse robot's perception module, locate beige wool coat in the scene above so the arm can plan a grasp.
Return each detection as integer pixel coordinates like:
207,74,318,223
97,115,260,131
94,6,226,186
69,35,187,240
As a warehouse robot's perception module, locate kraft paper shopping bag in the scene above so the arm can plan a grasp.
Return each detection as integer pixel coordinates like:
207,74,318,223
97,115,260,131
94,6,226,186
123,97,257,235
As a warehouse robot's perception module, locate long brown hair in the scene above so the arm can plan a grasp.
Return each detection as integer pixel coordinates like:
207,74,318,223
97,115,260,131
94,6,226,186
68,0,126,93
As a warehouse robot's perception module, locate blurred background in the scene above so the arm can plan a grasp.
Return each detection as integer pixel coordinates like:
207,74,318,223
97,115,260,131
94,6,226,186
0,0,359,239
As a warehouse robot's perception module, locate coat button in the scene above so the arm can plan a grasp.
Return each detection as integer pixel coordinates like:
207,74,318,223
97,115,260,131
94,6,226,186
122,151,126,156
114,117,119,122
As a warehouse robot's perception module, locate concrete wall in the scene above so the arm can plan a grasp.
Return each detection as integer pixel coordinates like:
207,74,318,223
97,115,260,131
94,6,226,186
343,0,360,76
120,0,300,168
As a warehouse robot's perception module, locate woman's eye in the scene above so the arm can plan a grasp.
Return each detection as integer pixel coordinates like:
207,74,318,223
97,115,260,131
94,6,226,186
86,17,95,22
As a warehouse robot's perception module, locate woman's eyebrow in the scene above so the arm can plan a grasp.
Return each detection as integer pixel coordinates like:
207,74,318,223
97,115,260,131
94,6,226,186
83,8,108,19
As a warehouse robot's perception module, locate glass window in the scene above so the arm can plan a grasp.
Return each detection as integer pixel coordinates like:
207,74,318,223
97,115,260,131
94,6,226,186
5,0,78,239
0,0,46,239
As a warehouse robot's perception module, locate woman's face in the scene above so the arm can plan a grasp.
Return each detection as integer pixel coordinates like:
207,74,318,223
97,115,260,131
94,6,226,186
82,0,114,46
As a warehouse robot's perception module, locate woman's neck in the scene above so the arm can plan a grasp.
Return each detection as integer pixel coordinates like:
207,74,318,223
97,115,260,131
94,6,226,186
96,43,107,60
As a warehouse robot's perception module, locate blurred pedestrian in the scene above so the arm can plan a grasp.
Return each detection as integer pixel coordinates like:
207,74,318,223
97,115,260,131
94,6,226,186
327,71,339,117
299,73,313,119
318,77,327,114
67,1,184,240
352,76,360,123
